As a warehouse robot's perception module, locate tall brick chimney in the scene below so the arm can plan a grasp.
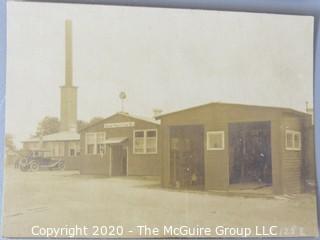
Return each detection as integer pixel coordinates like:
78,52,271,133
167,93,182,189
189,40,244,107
60,20,77,132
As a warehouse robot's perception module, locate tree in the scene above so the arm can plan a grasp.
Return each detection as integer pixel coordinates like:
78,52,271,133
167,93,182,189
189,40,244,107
36,116,60,136
5,134,18,166
89,117,104,125
76,117,104,132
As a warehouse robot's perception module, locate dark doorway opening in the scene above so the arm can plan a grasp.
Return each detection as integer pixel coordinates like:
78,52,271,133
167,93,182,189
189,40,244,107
169,125,204,189
229,121,272,186
111,145,128,176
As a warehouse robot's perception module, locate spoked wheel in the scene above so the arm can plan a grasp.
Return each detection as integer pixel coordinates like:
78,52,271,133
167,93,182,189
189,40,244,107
29,161,40,172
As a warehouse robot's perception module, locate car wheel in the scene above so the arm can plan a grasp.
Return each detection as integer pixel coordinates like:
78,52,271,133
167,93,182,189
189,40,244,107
19,164,29,172
29,161,40,172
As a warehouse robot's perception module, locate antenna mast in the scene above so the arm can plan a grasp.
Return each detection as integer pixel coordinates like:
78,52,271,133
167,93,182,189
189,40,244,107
119,91,127,112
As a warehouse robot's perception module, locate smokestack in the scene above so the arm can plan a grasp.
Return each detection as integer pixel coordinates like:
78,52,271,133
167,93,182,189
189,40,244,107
65,20,73,87
60,19,77,132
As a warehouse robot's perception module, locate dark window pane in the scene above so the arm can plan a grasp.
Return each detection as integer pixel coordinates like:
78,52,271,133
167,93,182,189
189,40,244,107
135,131,144,137
147,130,156,137
70,149,75,156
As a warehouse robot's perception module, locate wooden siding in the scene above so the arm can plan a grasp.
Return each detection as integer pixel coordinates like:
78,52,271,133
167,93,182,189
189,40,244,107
80,113,160,176
303,126,315,182
159,103,283,193
280,116,302,194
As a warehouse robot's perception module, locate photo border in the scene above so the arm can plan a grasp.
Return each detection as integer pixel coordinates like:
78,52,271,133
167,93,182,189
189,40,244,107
0,0,319,239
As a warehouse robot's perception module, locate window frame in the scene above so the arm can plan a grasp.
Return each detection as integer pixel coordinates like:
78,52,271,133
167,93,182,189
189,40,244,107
146,129,158,154
285,129,301,151
133,129,158,154
85,132,106,155
69,142,80,157
207,131,225,151
133,130,145,154
96,132,106,154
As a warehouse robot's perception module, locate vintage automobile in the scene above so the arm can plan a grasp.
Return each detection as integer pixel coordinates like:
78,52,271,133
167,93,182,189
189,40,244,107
19,149,64,172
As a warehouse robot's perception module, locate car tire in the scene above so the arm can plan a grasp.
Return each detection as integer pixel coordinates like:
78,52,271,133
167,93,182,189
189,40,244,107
29,161,40,172
19,164,29,172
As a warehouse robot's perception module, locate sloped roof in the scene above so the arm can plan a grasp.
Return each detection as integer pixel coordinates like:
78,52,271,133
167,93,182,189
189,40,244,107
118,112,159,125
79,112,160,132
155,102,310,119
22,131,80,143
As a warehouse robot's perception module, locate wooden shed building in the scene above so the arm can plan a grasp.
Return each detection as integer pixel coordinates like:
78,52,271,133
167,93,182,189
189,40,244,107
156,102,314,195
79,112,161,176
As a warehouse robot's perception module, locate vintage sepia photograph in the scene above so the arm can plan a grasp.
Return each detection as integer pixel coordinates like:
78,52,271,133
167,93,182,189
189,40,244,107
2,2,318,238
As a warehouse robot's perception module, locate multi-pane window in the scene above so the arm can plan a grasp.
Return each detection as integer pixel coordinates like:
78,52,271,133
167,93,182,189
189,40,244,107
76,142,80,156
96,132,106,154
134,131,145,153
207,131,224,150
69,148,75,157
146,130,157,153
69,142,80,156
133,129,157,154
285,130,301,151
85,132,106,155
86,133,96,154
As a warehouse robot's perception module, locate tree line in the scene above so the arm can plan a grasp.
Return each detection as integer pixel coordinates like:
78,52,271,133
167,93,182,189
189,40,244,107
35,116,104,136
5,116,105,152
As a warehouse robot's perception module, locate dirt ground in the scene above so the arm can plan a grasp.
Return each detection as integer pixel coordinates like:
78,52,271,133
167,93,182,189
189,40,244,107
1,168,319,238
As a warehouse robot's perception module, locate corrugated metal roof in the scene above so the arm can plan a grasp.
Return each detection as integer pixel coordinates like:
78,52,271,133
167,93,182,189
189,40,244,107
22,131,80,143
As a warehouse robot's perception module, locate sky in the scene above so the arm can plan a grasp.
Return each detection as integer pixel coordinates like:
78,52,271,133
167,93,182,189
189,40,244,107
6,2,314,146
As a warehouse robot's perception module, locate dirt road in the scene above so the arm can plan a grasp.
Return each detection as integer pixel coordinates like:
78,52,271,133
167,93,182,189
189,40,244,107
2,168,318,238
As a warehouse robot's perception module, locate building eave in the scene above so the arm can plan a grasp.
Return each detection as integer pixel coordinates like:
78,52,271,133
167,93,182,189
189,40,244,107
155,101,311,120
79,112,159,132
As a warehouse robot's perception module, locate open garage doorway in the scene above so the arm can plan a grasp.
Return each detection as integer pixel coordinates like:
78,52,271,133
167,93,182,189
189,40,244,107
169,125,204,189
229,121,272,189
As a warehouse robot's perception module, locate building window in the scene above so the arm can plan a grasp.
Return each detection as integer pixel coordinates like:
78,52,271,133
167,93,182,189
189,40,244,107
70,149,75,156
207,131,224,150
146,130,157,153
133,129,157,154
85,132,106,155
76,143,80,156
134,131,145,153
86,133,96,154
285,130,301,151
96,132,105,154
69,142,80,156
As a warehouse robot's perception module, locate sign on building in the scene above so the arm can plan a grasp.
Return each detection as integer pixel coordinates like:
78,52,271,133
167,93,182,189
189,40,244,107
104,122,135,129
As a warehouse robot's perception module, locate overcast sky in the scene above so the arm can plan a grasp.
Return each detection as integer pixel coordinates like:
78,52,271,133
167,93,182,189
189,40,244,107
6,2,314,146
